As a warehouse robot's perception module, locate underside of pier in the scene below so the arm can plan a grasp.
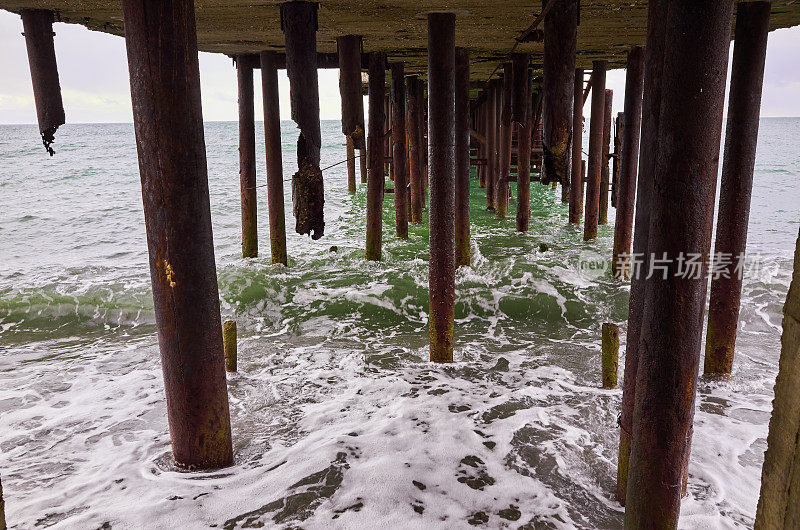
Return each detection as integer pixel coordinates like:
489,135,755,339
2,0,800,81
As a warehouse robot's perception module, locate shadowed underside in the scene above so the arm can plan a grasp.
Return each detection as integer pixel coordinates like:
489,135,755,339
1,1,799,81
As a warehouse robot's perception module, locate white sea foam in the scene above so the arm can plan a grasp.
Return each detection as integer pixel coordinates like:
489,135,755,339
1,119,798,528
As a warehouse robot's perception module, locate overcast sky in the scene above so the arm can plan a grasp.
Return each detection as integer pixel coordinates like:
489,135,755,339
1,10,799,124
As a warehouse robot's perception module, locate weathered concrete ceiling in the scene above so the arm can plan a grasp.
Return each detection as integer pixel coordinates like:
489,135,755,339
2,1,799,82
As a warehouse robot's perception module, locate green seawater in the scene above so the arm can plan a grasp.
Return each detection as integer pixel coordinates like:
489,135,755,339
0,119,797,528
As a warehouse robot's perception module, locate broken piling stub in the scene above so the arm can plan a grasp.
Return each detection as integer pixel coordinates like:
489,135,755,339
602,323,619,389
282,1,324,240
21,9,65,156
222,320,237,373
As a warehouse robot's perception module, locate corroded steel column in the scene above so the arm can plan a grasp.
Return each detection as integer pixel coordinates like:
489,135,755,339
337,34,365,194
611,113,623,207
417,81,427,206
346,135,356,192
583,61,606,241
569,68,584,224
485,82,498,210
406,75,424,223
360,147,368,184
513,54,531,232
612,47,644,280
337,35,365,150
625,1,735,526
599,89,613,225
496,63,513,218
391,63,409,238
384,93,392,178
237,55,258,258
542,0,577,190
428,12,456,363
21,9,65,155
478,103,487,188
366,53,386,261
617,0,668,505
705,1,771,376
282,1,324,239
261,51,288,266
455,48,471,267
122,0,233,470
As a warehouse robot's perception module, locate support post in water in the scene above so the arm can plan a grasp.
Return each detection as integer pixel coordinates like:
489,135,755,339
602,323,619,388
705,1,771,377
618,0,668,505
583,60,606,241
512,54,531,232
222,320,237,373
496,62,513,218
612,47,644,280
261,51,288,266
455,48,471,267
417,82,428,205
360,146,368,184
346,135,356,193
122,0,233,470
485,82,498,211
756,229,800,527
599,89,613,225
611,113,623,208
406,75,424,224
282,1,324,240
385,94,392,179
428,12,456,363
237,55,258,258
625,1,734,525
21,9,65,156
366,52,386,261
391,63,409,238
477,103,487,188
337,35,365,193
569,68,584,224
337,34,365,150
541,0,577,194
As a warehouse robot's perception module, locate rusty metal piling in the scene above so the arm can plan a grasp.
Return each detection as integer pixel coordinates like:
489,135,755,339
496,63,513,218
617,0,668,505
237,55,258,258
366,52,386,261
122,0,233,470
583,61,606,241
406,75,424,223
260,51,289,266
427,12,456,363
21,9,65,155
625,1,735,525
455,48,471,267
541,0,577,193
599,89,613,225
391,63,409,238
282,0,324,240
704,1,771,376
569,68,584,224
612,47,644,280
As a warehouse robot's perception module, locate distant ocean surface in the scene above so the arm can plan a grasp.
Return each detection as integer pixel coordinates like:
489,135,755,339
0,118,798,528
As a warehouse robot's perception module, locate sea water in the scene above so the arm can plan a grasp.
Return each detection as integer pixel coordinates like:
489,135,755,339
0,118,798,528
